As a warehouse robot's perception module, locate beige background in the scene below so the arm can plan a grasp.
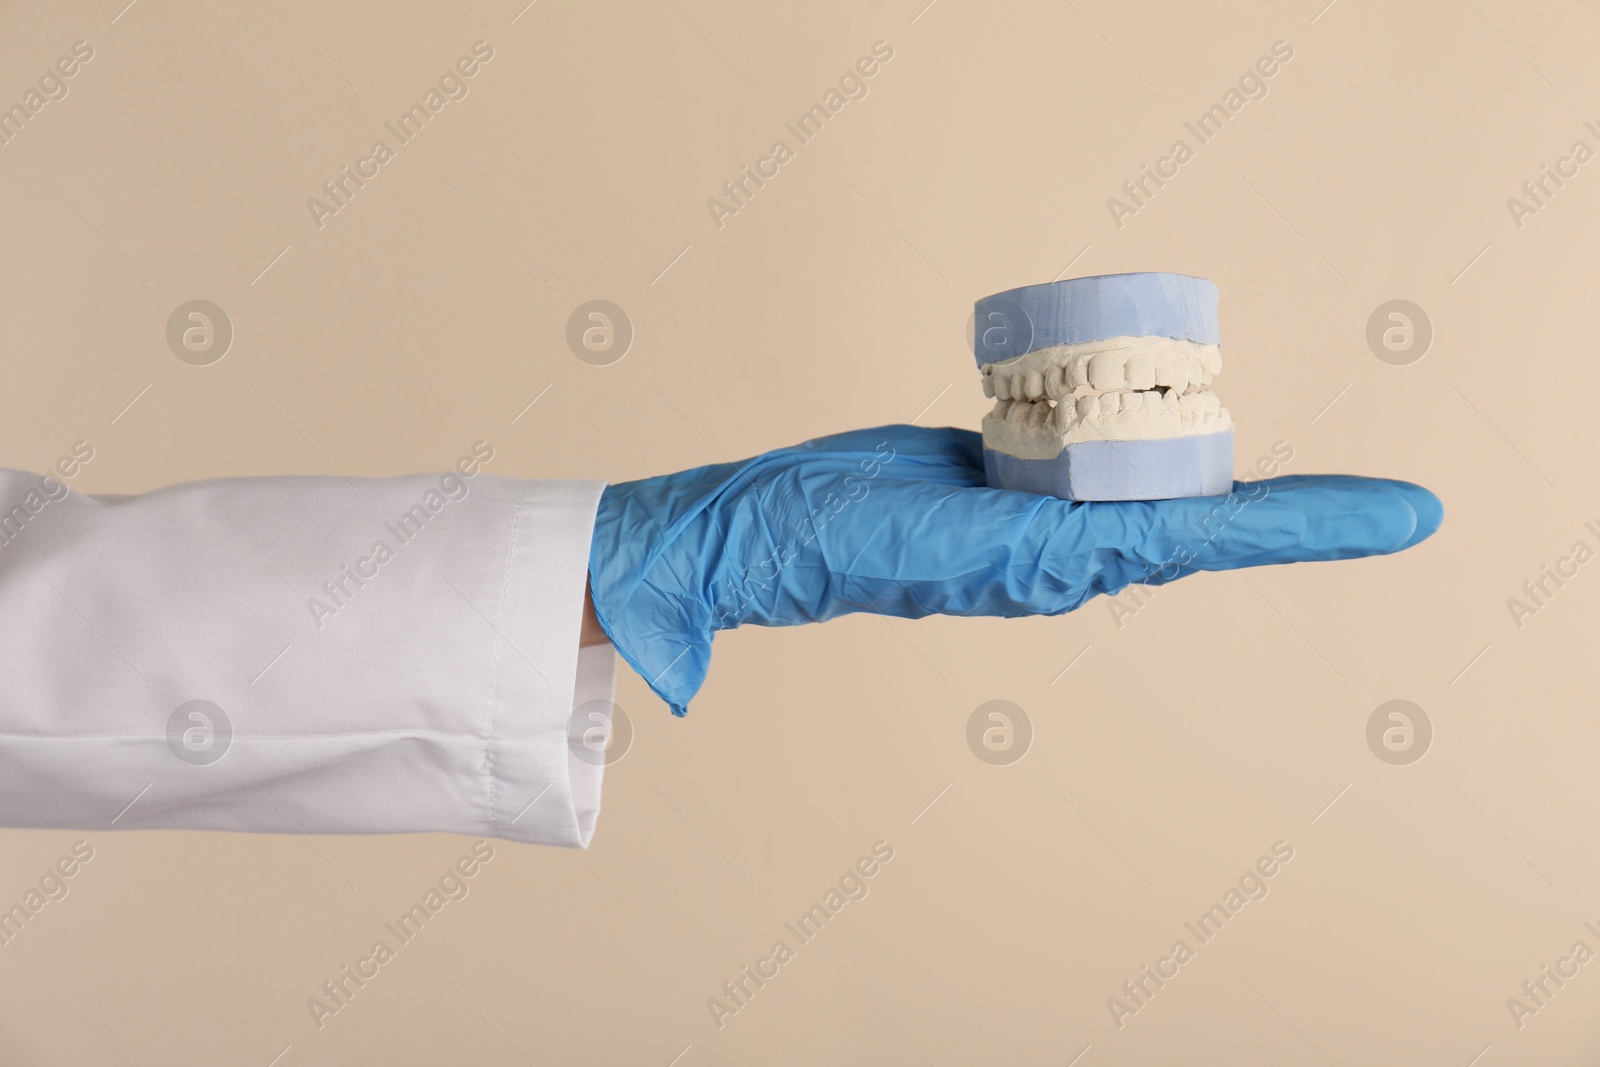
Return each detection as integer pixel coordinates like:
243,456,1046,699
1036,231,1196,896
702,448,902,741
0,0,1596,1063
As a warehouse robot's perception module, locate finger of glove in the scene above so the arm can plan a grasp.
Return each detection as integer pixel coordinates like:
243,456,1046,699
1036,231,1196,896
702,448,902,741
1250,474,1443,552
1015,475,1436,611
1178,475,1439,566
1135,477,1440,585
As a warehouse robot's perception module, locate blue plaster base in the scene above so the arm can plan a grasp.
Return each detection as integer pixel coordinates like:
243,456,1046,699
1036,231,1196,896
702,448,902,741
984,430,1234,501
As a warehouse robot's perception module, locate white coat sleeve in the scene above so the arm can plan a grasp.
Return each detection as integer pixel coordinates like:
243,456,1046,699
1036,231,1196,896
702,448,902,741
0,466,615,849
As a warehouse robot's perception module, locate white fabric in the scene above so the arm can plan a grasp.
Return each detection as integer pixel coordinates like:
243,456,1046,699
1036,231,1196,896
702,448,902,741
0,468,614,849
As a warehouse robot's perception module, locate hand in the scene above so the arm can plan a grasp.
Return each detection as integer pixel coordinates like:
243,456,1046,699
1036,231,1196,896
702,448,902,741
586,425,1441,715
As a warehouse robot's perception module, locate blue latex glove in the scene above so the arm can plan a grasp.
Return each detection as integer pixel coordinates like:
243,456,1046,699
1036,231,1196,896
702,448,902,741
587,425,1441,715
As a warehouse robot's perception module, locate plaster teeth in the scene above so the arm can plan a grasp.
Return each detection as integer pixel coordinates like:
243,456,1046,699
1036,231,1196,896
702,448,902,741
1153,352,1173,388
979,337,1220,395
1169,356,1190,394
1125,353,1155,391
982,387,1233,459
977,336,1233,462
1068,358,1090,389
1087,353,1124,391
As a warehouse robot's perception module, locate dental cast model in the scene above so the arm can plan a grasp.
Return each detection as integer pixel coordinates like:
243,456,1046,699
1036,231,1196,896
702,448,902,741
974,272,1234,501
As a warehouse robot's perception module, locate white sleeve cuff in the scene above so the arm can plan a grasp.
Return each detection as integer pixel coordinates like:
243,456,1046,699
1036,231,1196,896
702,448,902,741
485,479,615,848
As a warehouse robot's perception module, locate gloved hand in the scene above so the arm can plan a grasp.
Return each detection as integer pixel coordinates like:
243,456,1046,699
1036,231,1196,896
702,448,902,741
587,425,1441,715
